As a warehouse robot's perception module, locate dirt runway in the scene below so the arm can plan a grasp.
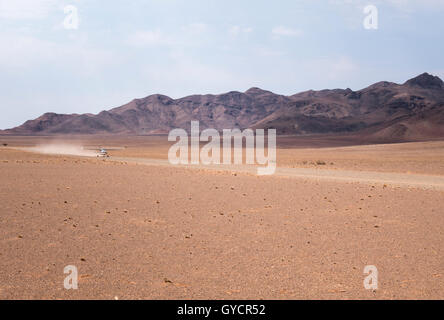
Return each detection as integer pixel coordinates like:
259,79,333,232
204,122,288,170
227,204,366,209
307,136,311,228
109,156,444,191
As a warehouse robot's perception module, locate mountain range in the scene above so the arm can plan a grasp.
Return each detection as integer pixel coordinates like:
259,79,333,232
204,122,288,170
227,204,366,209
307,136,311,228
3,73,444,141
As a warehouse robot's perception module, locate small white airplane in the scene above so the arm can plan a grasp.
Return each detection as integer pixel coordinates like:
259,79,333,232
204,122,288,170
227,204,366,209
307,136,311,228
83,145,123,157
97,148,109,158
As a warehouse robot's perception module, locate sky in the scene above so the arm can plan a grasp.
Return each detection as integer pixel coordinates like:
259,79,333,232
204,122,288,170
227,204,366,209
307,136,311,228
0,0,443,129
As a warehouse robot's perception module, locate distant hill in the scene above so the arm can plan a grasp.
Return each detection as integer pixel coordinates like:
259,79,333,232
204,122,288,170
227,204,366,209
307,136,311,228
3,73,444,141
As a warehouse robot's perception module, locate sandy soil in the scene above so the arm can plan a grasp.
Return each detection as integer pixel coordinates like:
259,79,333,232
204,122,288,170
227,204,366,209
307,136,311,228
0,137,443,299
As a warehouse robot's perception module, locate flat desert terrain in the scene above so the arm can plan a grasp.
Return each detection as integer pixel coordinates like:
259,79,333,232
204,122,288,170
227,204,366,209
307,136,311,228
0,136,443,299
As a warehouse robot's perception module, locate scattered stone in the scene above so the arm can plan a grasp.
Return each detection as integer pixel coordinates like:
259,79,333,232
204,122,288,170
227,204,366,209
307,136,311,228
163,278,173,283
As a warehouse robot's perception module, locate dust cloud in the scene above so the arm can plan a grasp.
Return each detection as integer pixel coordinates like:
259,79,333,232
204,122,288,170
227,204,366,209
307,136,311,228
24,143,98,157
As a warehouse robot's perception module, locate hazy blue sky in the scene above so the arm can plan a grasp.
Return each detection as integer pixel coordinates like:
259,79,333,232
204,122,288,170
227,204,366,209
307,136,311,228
1,0,443,129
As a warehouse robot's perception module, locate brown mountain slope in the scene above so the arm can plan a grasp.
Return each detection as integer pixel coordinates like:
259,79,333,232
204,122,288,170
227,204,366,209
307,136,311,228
3,73,444,140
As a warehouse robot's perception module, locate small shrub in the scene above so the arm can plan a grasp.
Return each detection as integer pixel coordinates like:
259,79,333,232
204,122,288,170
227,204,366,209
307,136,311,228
316,160,326,165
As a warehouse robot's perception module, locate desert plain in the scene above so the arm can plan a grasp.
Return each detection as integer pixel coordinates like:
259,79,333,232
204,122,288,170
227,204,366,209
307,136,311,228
0,135,443,299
